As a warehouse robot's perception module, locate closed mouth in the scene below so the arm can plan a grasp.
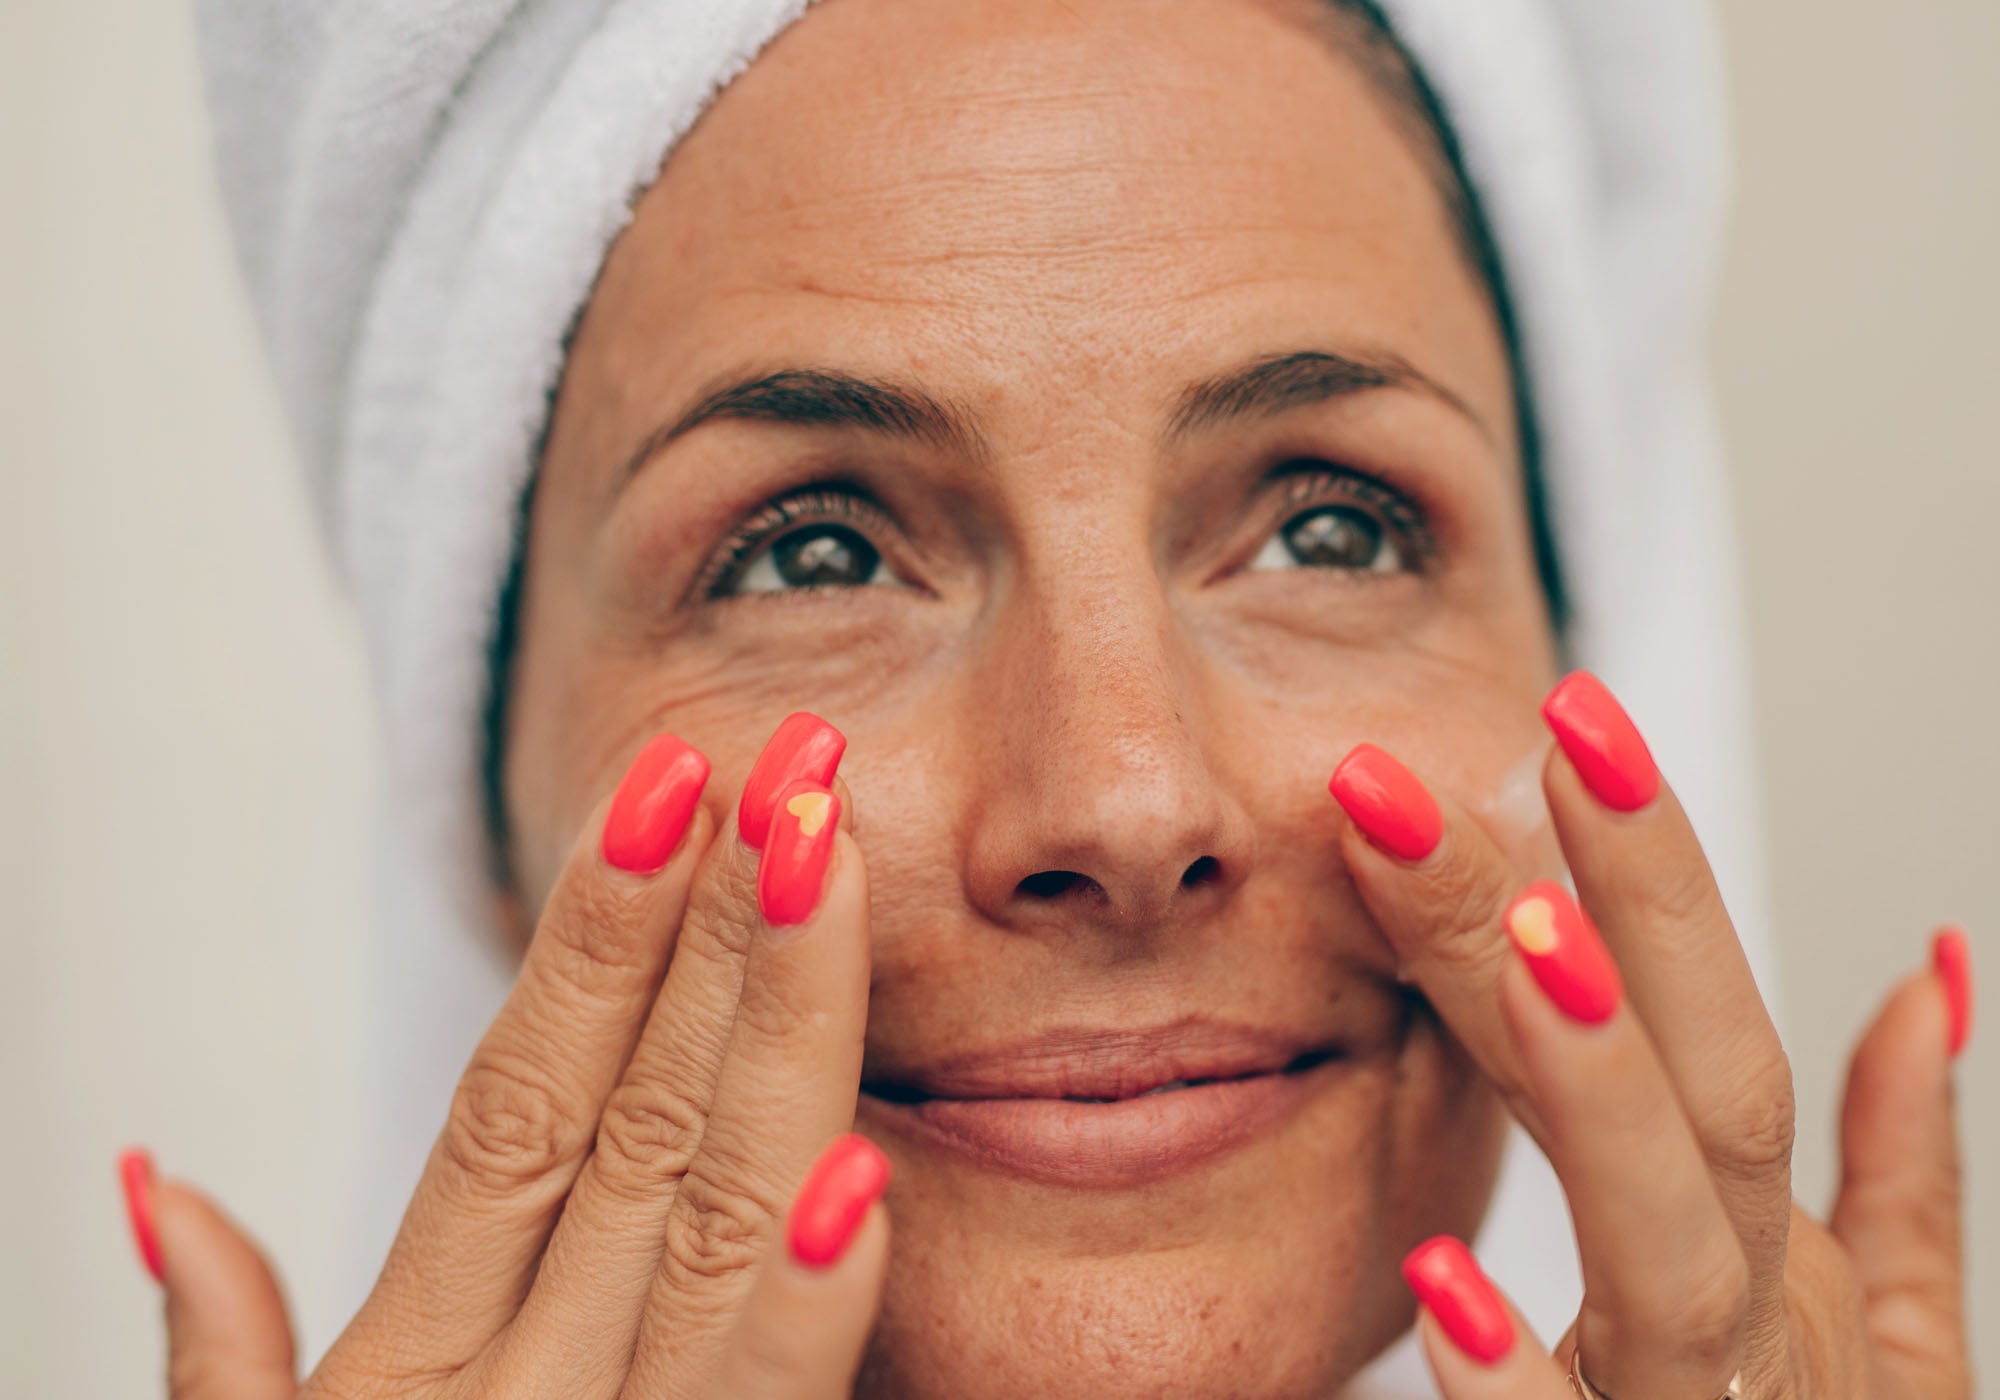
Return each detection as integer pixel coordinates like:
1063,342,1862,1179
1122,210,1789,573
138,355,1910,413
855,1022,1352,1187
861,1046,1343,1105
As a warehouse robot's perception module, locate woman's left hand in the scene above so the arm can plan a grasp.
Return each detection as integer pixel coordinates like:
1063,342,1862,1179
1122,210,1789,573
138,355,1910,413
1329,671,1975,1400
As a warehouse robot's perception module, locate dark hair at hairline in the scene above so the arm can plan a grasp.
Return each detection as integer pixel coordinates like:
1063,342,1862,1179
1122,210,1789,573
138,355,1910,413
478,1,1570,889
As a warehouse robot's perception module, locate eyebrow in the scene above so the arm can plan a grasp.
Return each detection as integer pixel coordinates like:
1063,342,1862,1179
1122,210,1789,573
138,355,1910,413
617,348,1484,487
1162,348,1487,444
616,368,993,488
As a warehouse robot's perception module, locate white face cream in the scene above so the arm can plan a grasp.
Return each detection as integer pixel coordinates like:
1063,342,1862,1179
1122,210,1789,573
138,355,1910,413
1478,741,1558,868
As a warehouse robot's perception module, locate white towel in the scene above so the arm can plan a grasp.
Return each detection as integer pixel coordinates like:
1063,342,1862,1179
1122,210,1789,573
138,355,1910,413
195,1,1773,1390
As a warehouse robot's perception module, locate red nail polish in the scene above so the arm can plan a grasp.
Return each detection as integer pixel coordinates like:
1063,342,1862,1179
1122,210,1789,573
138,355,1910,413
789,1133,891,1269
757,779,841,927
1504,881,1623,1024
1401,1236,1515,1365
1933,926,1973,1059
119,1147,164,1284
602,733,711,874
738,713,847,850
1329,743,1443,862
1542,671,1660,812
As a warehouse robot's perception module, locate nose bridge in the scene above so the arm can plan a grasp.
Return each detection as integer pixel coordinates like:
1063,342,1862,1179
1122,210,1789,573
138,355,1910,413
964,533,1251,935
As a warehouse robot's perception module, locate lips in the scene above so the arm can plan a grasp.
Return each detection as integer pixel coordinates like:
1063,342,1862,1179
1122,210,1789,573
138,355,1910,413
857,1020,1348,1188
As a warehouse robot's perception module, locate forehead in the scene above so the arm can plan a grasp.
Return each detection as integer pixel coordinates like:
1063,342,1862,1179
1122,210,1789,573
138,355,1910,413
577,0,1508,456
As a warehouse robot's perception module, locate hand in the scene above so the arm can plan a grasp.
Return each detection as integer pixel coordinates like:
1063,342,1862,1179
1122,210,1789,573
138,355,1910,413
1329,672,1975,1400
122,714,893,1400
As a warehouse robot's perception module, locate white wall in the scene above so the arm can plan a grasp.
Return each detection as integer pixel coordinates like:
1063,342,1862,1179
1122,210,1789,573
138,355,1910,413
2,1,1993,1393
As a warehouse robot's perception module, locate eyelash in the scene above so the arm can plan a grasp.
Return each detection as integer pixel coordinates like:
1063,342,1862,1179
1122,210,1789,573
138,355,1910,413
1270,464,1437,569
695,484,896,599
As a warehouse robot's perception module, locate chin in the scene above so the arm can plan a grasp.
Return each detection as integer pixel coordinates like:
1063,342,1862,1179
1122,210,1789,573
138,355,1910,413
849,1039,1508,1398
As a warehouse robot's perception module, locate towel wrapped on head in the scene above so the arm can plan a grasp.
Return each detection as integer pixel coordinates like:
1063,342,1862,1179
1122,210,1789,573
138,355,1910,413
194,0,1769,1383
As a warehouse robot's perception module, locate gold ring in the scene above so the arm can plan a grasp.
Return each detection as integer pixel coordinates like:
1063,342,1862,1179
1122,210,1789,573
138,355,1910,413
1568,1348,1743,1400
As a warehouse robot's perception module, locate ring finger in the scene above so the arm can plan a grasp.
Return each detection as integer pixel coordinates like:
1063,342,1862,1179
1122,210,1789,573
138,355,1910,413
1497,880,1748,1400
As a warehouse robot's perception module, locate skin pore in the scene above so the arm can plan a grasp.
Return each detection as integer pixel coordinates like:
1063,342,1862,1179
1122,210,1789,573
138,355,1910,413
500,0,1564,1393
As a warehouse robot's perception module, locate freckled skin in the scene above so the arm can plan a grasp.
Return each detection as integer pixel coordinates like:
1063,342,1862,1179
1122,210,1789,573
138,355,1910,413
502,0,1561,1394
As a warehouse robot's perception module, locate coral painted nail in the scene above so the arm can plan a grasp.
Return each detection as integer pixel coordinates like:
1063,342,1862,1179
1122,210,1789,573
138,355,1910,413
1504,881,1624,1024
1402,1236,1515,1365
119,1147,164,1284
758,780,841,927
739,712,847,850
1542,671,1660,812
789,1133,892,1269
1933,926,1974,1058
1329,743,1443,862
602,733,711,874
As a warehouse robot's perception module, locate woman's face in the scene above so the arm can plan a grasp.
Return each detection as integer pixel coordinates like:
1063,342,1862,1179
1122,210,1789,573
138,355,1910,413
504,0,1559,1392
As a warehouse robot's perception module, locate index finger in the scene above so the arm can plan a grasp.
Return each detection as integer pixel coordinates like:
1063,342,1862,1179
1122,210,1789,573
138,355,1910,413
355,733,712,1360
1328,743,1546,1134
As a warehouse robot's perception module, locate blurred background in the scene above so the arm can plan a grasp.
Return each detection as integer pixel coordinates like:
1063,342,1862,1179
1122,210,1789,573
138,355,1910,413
3,1,1994,1393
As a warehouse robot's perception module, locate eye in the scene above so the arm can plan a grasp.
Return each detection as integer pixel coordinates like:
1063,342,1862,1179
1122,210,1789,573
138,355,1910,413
1250,503,1401,574
1245,468,1428,577
703,486,907,598
734,522,883,593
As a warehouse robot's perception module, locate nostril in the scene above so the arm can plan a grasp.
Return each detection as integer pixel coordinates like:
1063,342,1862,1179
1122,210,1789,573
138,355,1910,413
1019,869,1091,900
1181,855,1221,889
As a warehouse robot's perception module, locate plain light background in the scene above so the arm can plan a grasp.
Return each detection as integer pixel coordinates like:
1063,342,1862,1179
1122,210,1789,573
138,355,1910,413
3,1,1993,1393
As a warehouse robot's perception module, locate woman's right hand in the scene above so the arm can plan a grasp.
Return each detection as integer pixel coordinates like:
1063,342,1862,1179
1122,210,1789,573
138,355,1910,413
123,714,890,1400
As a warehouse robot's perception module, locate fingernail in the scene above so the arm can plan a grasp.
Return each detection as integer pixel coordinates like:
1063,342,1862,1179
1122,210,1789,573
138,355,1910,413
739,713,847,850
1542,671,1660,812
1401,1236,1514,1365
1329,743,1443,861
789,1133,892,1269
119,1147,164,1284
602,733,711,874
1933,926,1973,1059
1504,880,1623,1024
757,779,841,927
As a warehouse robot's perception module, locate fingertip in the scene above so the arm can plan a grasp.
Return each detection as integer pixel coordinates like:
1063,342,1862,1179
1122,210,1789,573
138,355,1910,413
1839,963,1959,1177
1932,927,1973,1059
1328,742,1444,862
788,1133,892,1270
739,712,848,850
1857,963,1955,1087
1541,670,1660,813
1401,1235,1518,1368
150,1177,299,1385
718,1171,888,1395
602,732,713,875
117,1146,163,1284
757,779,844,930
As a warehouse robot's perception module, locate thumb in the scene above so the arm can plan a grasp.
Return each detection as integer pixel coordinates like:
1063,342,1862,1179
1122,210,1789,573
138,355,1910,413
1827,930,1973,1395
121,1149,297,1400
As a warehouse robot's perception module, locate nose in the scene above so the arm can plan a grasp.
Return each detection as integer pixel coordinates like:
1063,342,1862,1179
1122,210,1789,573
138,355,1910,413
959,563,1255,948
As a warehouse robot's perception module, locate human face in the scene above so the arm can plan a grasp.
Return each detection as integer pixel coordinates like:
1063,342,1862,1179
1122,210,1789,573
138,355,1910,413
502,0,1560,1393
